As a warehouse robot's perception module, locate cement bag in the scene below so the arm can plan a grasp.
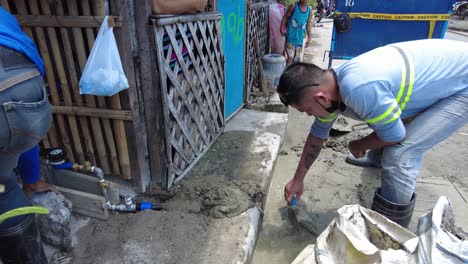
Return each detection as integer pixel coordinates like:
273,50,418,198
79,16,128,96
269,3,285,55
417,196,468,264
292,204,419,264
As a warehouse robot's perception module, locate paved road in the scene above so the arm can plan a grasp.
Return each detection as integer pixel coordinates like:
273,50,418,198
445,30,468,42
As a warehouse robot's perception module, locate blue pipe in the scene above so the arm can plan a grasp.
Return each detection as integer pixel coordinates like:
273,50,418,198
51,162,74,170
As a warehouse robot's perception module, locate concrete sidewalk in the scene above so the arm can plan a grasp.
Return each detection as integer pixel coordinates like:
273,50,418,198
253,20,468,264
448,17,468,33
61,108,288,264
179,108,288,263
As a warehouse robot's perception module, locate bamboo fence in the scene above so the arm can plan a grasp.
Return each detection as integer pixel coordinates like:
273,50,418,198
2,0,133,180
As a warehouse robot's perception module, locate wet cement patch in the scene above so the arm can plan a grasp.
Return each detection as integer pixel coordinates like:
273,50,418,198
185,131,278,188
66,130,281,264
165,176,264,218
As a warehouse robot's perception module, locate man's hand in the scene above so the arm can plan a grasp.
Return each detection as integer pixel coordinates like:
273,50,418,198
349,132,402,159
22,180,55,198
284,178,304,203
284,134,324,203
349,140,366,158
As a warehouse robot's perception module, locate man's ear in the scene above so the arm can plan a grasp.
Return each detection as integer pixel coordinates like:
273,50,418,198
313,92,328,103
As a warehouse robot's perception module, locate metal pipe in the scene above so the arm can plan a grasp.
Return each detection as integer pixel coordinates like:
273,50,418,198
106,196,136,212
89,166,111,204
82,164,137,212
46,157,160,213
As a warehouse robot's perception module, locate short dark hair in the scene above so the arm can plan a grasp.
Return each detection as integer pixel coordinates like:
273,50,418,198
277,62,326,106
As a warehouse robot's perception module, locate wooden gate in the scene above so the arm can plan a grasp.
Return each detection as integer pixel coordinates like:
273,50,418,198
152,13,225,188
245,2,270,100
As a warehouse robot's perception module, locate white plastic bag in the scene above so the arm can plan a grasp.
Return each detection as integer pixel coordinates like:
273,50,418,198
293,197,468,264
79,16,128,96
417,197,468,264
292,204,419,264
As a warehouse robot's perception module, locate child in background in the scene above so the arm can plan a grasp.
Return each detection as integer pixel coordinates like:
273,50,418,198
280,0,313,65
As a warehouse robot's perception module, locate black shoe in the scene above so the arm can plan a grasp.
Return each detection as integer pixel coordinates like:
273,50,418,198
371,188,416,228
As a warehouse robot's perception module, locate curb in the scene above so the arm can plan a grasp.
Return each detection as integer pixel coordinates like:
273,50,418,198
223,109,289,264
448,26,468,33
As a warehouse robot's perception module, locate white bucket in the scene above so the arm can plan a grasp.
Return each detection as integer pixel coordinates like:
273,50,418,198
262,54,286,91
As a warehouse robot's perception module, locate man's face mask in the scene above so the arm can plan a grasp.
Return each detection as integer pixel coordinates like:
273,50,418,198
314,97,340,114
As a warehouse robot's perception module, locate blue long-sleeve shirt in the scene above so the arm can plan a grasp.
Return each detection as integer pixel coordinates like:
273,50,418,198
0,6,44,75
311,39,468,142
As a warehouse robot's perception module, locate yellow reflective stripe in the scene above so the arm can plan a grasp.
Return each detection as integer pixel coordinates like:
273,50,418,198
383,108,402,124
400,53,415,111
334,12,449,21
366,101,398,124
0,206,49,224
367,103,401,126
391,46,415,111
317,113,337,123
365,46,414,126
395,52,407,104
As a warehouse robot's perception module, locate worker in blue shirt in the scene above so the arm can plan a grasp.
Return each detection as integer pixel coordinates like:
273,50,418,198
0,6,51,263
279,39,468,227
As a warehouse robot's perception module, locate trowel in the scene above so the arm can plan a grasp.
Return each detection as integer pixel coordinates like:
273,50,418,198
287,197,319,236
330,117,368,135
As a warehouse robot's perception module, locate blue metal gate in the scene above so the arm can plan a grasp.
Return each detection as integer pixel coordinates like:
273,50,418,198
219,0,247,118
328,0,454,67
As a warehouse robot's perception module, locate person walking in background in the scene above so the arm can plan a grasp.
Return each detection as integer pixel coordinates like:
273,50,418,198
280,0,313,65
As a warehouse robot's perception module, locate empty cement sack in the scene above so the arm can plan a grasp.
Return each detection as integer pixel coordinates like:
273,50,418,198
292,197,467,264
291,204,419,263
79,16,128,96
417,196,468,263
